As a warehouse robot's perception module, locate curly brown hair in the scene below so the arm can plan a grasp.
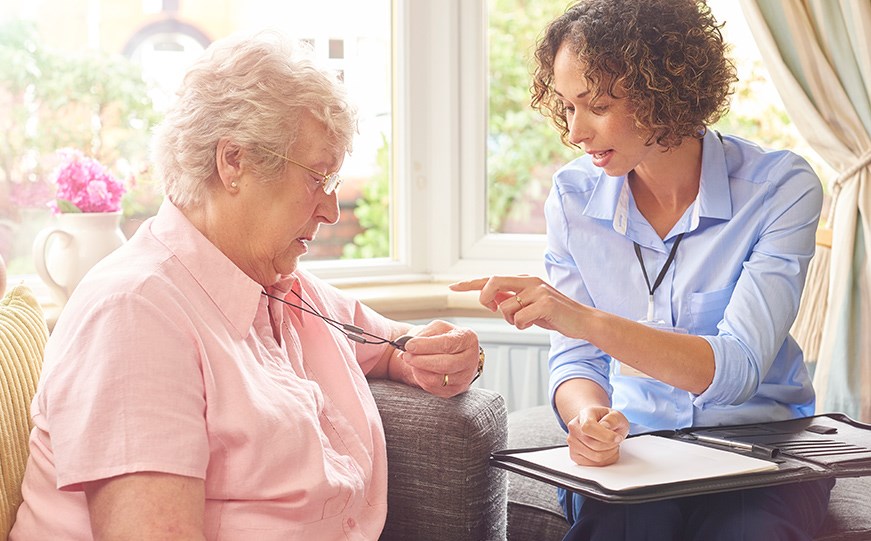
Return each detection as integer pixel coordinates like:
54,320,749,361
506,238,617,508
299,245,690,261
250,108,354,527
531,0,737,149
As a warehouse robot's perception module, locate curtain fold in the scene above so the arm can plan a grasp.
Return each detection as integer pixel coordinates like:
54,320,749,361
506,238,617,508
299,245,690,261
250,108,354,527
739,0,871,421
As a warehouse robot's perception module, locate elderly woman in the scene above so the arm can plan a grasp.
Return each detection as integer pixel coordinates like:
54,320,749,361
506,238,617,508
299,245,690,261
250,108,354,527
11,32,482,540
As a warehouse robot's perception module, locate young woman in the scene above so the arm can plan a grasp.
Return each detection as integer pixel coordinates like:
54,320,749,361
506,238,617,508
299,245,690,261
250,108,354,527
453,1,832,539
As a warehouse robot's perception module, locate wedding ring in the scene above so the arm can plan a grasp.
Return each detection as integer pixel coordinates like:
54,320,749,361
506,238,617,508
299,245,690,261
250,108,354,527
516,295,524,307
442,373,449,387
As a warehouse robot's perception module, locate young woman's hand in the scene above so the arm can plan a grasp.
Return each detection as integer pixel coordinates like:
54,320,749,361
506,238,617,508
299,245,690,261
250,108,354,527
565,406,629,467
450,275,591,339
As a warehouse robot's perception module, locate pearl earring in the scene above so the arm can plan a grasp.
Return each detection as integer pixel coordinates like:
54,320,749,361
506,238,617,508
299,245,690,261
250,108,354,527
230,181,238,189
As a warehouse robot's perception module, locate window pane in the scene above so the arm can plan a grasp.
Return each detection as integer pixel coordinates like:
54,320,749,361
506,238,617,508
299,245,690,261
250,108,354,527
486,0,575,236
0,0,393,281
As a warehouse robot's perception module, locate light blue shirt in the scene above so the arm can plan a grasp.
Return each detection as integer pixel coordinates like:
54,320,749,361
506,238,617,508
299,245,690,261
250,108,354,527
545,129,823,434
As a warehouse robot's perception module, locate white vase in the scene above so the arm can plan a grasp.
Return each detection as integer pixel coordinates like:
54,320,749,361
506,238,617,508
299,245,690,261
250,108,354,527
32,212,126,306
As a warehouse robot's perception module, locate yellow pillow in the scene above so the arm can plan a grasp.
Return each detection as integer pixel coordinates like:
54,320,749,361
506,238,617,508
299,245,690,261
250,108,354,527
0,285,49,537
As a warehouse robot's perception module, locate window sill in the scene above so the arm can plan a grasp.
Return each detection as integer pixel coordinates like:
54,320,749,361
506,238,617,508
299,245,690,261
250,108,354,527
336,281,496,321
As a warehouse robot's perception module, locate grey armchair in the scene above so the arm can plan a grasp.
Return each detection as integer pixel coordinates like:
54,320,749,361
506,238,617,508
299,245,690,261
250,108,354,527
369,379,508,541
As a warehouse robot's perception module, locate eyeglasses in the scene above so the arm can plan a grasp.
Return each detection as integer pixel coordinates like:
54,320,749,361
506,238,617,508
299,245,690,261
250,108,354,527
258,145,342,195
261,290,409,351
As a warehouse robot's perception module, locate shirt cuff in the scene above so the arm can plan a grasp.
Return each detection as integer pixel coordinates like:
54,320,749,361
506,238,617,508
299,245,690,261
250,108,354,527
692,335,755,409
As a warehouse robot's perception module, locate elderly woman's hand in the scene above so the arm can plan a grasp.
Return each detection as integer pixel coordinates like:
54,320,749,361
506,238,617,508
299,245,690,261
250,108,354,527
399,320,481,398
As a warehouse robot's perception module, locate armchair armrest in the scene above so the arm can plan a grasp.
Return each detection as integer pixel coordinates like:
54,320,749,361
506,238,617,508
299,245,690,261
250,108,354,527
368,379,507,541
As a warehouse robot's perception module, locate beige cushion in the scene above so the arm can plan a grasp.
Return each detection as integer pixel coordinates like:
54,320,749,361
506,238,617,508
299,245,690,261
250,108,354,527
0,286,48,537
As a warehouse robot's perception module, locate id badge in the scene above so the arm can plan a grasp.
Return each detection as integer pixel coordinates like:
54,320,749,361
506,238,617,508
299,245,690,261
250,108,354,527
614,320,688,379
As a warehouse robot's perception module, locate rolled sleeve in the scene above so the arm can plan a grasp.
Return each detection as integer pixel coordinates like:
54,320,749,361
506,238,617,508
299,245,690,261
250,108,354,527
693,334,755,408
694,163,822,409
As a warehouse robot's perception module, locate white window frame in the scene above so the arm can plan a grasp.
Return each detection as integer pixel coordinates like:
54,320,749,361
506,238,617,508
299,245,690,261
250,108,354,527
318,0,833,291
8,0,549,296
454,0,548,277
315,0,546,286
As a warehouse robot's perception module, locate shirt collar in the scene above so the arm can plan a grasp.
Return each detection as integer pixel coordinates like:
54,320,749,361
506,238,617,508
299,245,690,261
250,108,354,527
583,172,627,229
264,276,304,323
697,129,733,221
150,200,298,337
583,129,733,236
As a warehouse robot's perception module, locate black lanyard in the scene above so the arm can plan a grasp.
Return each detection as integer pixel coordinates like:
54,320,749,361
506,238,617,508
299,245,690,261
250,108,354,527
261,290,409,350
633,233,685,321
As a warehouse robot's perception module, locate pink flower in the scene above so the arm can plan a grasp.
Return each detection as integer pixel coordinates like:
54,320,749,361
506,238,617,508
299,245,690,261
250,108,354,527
50,149,126,213
86,180,109,206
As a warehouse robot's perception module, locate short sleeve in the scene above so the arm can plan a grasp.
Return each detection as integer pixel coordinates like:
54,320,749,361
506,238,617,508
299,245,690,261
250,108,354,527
39,291,209,491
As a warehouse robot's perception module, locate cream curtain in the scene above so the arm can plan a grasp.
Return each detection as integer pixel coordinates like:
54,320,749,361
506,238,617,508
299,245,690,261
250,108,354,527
739,0,871,421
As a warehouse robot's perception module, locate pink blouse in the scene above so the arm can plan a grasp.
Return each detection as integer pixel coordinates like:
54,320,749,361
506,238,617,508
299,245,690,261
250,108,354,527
12,201,392,540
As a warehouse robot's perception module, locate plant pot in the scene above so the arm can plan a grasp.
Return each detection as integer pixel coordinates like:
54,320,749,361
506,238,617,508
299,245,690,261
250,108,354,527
32,212,126,306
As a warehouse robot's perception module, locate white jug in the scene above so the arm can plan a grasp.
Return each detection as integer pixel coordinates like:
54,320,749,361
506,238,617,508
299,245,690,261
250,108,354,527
32,212,126,306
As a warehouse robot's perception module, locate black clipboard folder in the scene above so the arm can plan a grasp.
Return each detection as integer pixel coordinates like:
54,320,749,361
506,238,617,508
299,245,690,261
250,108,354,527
491,413,871,504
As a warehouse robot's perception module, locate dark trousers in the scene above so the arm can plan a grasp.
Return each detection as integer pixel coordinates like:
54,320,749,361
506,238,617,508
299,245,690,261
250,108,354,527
558,478,835,541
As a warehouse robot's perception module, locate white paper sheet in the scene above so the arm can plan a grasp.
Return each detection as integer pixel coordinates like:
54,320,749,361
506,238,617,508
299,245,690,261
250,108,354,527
518,435,779,491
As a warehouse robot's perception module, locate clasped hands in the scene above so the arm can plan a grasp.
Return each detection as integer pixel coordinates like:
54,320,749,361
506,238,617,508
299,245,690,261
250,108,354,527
566,406,630,467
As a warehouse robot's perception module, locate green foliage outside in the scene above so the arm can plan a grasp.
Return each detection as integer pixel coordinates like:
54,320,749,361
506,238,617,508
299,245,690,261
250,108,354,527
0,21,158,181
343,134,391,259
487,0,577,234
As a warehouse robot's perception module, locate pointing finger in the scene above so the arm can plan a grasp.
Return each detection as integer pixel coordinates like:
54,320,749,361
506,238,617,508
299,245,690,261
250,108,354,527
448,278,489,292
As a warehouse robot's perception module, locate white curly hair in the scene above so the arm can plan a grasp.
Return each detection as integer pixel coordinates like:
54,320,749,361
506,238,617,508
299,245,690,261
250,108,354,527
151,30,358,208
